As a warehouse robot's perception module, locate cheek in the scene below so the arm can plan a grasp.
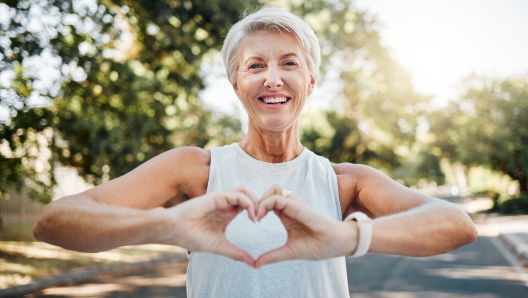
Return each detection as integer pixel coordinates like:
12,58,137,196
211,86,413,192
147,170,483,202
292,69,312,93
237,73,259,89
235,73,252,95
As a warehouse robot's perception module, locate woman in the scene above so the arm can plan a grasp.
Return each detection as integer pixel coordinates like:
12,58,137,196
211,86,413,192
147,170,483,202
33,7,477,297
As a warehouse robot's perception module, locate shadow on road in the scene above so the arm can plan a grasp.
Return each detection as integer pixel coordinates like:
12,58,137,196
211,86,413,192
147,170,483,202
30,259,188,298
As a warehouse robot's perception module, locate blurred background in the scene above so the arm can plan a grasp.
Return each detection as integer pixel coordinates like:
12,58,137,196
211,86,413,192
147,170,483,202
0,0,527,292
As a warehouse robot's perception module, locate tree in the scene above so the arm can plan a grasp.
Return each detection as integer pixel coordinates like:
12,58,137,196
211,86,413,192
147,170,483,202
429,75,528,193
0,0,256,202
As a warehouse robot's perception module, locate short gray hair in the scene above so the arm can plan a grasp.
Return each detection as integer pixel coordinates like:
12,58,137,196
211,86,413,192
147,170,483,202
221,7,321,84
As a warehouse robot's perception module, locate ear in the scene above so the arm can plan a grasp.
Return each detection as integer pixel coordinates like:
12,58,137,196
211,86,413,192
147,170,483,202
307,75,316,96
228,74,239,95
232,82,241,98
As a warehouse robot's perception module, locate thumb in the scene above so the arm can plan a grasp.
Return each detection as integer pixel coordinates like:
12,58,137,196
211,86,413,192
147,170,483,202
215,241,256,268
254,245,294,269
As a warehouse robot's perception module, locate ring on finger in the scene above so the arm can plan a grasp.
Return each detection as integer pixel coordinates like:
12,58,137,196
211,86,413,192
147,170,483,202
281,188,292,197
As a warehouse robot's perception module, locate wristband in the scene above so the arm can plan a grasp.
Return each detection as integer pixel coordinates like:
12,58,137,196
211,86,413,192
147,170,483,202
344,212,372,257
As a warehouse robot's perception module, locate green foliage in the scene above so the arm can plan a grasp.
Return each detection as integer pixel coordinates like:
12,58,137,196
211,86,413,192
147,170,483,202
391,149,445,187
429,75,528,193
0,157,23,195
0,109,54,204
1,0,257,199
301,109,399,170
415,151,445,185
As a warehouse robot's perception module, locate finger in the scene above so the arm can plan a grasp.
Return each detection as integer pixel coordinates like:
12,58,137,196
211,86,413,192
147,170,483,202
260,184,284,200
256,195,301,221
216,191,257,222
261,185,302,204
233,185,259,216
257,195,327,228
215,241,256,267
254,245,294,268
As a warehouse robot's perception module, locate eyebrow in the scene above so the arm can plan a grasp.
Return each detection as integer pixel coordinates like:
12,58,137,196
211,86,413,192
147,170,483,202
243,52,301,64
279,53,300,59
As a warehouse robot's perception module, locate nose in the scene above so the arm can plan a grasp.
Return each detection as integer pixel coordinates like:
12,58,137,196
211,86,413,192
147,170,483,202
264,66,283,89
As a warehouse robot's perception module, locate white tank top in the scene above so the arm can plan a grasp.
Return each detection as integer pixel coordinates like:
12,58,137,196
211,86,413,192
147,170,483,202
186,143,349,297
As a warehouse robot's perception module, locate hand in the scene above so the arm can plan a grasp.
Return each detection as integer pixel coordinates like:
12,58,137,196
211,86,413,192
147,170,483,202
254,184,359,268
166,186,258,267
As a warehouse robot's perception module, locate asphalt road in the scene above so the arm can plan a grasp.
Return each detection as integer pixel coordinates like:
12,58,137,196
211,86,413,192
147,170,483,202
346,236,528,297
32,235,528,298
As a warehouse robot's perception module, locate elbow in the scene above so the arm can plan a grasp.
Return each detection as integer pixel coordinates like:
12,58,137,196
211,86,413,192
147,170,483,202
443,207,478,252
32,203,62,244
465,220,479,245
452,209,478,249
32,213,52,243
458,206,478,245
32,221,43,241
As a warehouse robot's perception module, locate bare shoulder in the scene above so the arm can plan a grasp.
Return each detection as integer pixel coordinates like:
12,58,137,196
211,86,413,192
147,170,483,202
332,162,382,194
85,146,210,209
332,162,382,176
331,163,367,216
162,146,210,195
162,146,211,170
332,162,432,218
332,162,397,187
135,146,210,183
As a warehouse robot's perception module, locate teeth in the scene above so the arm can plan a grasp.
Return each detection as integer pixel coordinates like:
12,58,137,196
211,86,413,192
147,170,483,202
262,97,287,104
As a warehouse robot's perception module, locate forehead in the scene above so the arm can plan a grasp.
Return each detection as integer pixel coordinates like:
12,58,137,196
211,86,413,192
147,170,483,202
238,31,305,61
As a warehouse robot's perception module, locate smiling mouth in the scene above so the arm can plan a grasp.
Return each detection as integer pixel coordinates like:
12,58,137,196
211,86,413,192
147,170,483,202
258,97,290,104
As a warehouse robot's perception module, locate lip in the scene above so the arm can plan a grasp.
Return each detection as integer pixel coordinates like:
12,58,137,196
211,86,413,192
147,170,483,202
258,93,291,106
258,93,290,99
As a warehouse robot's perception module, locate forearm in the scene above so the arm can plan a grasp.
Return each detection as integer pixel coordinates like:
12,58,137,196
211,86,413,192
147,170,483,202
33,195,170,253
368,201,477,256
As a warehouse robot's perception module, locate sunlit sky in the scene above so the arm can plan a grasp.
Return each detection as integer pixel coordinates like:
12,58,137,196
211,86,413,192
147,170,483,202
354,0,528,105
201,0,528,116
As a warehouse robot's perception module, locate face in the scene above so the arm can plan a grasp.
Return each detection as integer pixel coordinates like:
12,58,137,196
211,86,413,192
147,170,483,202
233,30,315,132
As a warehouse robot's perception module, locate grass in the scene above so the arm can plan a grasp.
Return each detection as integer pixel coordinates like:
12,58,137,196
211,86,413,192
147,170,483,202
0,225,185,289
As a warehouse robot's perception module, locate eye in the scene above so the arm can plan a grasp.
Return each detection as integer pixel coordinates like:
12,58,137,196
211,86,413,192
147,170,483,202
249,64,261,69
284,61,297,66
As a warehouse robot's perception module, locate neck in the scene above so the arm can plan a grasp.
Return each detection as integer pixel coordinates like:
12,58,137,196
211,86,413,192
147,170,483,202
240,121,303,163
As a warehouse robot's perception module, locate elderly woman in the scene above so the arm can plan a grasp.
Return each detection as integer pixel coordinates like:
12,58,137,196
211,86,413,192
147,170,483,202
34,7,477,298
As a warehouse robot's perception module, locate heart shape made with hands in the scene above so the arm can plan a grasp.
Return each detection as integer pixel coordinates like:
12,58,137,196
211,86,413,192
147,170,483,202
192,185,345,268
225,208,288,261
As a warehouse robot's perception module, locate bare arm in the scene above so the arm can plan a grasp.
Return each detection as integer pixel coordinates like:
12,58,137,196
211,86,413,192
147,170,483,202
252,166,478,267
33,147,209,252
335,163,478,256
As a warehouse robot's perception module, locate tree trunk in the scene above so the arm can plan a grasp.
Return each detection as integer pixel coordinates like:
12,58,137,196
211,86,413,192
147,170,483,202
519,177,528,193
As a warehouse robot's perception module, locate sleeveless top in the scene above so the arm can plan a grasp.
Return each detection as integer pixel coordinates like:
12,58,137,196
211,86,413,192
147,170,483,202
186,143,349,298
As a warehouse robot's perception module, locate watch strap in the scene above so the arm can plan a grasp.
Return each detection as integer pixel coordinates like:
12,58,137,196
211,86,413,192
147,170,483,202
344,211,372,257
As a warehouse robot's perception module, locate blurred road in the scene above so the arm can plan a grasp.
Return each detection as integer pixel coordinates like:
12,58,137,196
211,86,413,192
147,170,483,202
32,237,528,298
346,237,528,297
